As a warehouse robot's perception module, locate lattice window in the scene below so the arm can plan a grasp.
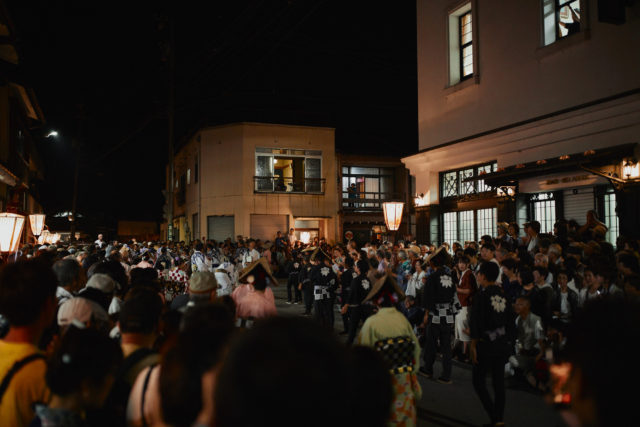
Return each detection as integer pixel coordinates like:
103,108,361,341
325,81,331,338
477,164,493,193
443,171,458,198
459,168,475,195
604,192,619,247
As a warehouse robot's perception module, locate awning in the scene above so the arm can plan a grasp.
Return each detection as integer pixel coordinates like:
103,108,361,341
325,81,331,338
464,143,638,187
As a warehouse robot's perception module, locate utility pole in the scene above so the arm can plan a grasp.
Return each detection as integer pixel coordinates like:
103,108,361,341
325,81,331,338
166,10,175,241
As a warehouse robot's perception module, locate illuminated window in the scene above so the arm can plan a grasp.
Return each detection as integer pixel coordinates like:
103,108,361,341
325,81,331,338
543,0,582,46
440,161,497,200
531,193,556,233
443,212,458,246
448,2,474,85
477,208,497,238
603,192,619,247
342,167,394,209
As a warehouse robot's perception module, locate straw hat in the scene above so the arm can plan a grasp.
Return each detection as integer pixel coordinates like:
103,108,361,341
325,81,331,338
237,257,279,287
363,273,405,303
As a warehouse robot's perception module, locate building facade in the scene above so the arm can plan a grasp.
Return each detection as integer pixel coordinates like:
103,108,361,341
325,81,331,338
337,153,412,245
164,123,339,243
403,0,640,246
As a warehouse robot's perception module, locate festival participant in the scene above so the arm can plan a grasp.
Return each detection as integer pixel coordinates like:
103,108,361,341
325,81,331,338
309,248,338,330
234,258,278,327
357,273,421,426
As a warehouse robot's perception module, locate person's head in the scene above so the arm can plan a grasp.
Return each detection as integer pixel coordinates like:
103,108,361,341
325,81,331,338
118,287,163,338
188,271,219,300
344,255,354,270
404,294,416,308
583,267,596,289
46,326,122,409
518,268,534,287
500,257,517,276
457,255,470,272
97,234,103,240
565,298,640,426
508,222,519,237
195,243,204,252
514,296,531,316
617,252,640,277
463,247,477,262
0,259,57,335
355,259,369,276
52,258,87,293
480,235,493,247
88,260,127,292
534,253,549,268
548,244,562,261
525,221,541,236
215,317,385,427
289,228,295,235
161,303,235,427
480,243,496,261
276,231,282,238
556,270,570,290
476,261,500,287
532,266,548,284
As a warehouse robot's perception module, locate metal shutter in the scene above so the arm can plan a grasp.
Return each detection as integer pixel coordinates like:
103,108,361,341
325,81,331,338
207,216,235,242
563,189,594,222
250,214,289,241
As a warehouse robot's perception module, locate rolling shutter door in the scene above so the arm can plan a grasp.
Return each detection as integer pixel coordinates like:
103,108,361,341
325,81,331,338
250,214,289,241
208,216,235,242
563,189,594,222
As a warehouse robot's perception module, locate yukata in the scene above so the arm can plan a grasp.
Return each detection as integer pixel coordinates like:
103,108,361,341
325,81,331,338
190,251,209,273
358,307,422,427
310,264,338,329
235,289,277,327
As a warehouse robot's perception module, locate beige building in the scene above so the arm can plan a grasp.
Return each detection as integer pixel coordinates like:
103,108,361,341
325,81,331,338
165,123,339,243
403,0,640,245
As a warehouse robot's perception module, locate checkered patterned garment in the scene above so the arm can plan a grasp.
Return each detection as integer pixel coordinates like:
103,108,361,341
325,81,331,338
374,336,416,375
430,301,461,325
314,286,331,300
169,269,188,283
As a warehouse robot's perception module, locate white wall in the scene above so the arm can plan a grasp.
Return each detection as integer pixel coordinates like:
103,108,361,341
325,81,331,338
416,0,640,151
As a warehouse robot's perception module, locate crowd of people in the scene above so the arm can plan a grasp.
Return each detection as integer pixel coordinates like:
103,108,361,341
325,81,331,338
0,211,637,426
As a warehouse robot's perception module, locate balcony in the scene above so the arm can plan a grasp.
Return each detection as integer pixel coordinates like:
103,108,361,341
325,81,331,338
341,191,403,211
254,176,326,194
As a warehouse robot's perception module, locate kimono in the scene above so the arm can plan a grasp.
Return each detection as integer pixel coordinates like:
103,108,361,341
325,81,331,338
358,307,422,427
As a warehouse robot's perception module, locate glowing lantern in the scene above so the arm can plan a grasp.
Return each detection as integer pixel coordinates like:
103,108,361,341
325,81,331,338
382,202,404,232
29,214,45,239
0,213,25,253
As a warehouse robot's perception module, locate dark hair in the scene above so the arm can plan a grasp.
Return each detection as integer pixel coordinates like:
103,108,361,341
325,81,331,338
478,261,500,282
556,269,572,281
356,259,369,274
130,267,160,288
481,243,496,253
52,259,82,289
457,255,470,265
519,268,534,286
565,298,640,425
500,257,517,271
90,260,127,291
463,247,477,258
480,235,493,245
161,303,235,426
46,326,122,397
195,243,204,251
344,256,354,269
532,266,548,280
0,259,57,326
618,253,640,274
215,317,365,427
119,288,163,334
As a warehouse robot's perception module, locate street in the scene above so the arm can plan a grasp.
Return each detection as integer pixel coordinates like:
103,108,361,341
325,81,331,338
272,281,565,427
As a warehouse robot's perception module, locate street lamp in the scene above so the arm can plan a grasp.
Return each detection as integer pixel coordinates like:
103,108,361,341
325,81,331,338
0,213,25,258
29,214,45,242
383,201,404,242
46,131,58,138
623,159,639,180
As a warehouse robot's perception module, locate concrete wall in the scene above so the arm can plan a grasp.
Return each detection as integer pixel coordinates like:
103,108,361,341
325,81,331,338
416,0,640,151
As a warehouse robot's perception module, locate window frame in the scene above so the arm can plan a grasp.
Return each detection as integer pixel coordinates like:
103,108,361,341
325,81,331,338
447,1,477,87
440,207,497,245
542,0,585,47
528,192,557,234
459,10,473,81
439,161,497,201
341,166,396,209
254,148,323,194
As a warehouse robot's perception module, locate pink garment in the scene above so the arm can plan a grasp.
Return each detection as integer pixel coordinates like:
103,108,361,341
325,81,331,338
235,289,277,319
231,284,253,305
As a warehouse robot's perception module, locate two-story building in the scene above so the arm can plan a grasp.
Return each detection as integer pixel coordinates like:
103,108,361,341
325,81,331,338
337,153,412,245
403,0,640,246
164,123,339,243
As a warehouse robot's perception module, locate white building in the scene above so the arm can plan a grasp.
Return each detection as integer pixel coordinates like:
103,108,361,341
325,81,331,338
165,123,339,243
403,0,640,245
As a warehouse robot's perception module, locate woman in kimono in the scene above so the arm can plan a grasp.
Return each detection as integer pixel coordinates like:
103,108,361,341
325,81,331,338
357,273,422,426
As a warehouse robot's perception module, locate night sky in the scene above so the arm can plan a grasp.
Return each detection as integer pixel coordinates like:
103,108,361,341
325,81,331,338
7,0,417,226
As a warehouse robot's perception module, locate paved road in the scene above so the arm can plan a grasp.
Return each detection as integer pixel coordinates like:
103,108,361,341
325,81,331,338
271,281,566,426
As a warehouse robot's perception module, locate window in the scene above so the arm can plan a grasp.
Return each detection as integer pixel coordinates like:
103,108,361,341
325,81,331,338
543,0,582,46
440,161,497,200
603,192,619,247
342,167,395,209
459,11,473,79
477,208,497,238
441,208,496,245
531,192,556,233
255,148,323,193
448,3,474,85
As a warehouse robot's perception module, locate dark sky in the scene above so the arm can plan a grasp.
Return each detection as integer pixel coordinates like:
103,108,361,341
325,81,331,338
7,0,417,224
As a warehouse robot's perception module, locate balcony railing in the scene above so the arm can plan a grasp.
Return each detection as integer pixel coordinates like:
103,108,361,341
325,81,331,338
341,191,403,210
254,176,326,194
